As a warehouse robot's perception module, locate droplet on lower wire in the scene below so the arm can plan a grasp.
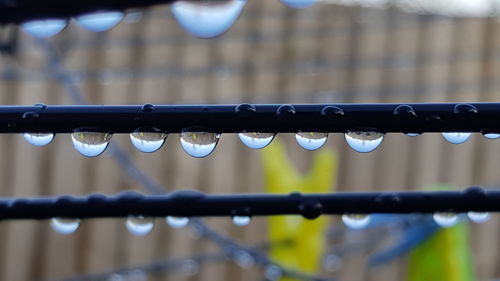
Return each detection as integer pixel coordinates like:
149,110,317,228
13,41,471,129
125,216,154,236
238,132,275,149
345,131,384,153
23,133,54,146
130,131,167,153
75,11,124,32
442,132,472,144
180,259,199,276
483,133,500,140
21,19,68,38
232,216,251,226
295,132,327,150
180,131,220,158
324,254,342,272
433,213,459,228
166,216,190,228
50,218,80,235
467,212,491,223
280,0,316,8
171,0,247,38
264,265,282,281
234,250,255,269
341,214,371,230
71,132,112,157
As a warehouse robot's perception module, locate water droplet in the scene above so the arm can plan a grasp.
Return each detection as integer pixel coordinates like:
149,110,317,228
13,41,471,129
130,131,167,153
406,133,421,137
295,132,327,150
345,131,384,153
264,265,282,281
21,19,68,38
50,218,80,235
238,132,274,149
75,11,124,32
166,216,190,228
125,216,154,236
232,216,251,226
483,133,500,139
126,270,148,281
180,259,199,276
433,213,459,228
341,214,371,230
171,0,247,38
107,273,124,281
324,254,342,272
23,133,54,146
467,212,491,223
442,132,471,144
71,132,112,157
234,250,255,269
280,0,316,8
180,131,220,158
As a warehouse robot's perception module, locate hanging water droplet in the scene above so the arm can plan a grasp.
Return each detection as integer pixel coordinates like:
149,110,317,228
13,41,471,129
23,133,54,146
467,212,491,223
442,132,471,144
171,0,247,38
71,132,112,157
21,19,68,38
341,214,371,230
295,132,327,151
406,133,421,137
433,213,459,228
280,0,316,8
234,250,255,269
238,132,275,149
345,131,384,153
130,131,167,153
180,131,220,158
232,216,251,227
125,216,154,236
75,11,124,32
50,218,80,235
483,133,500,140
166,216,190,228
324,254,342,272
264,265,282,281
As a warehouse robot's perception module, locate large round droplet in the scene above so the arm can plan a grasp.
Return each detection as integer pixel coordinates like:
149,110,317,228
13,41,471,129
433,213,459,228
50,218,80,235
442,132,471,144
180,132,220,158
341,214,371,230
280,0,316,8
238,132,275,149
234,250,255,269
125,216,154,236
232,216,251,227
166,216,190,228
130,131,167,153
483,133,500,140
23,133,54,146
71,132,112,157
467,212,491,223
295,132,327,151
171,0,247,38
21,19,68,38
345,131,384,153
75,11,124,32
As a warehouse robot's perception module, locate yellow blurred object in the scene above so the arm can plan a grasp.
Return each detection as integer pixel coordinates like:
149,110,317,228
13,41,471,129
261,139,337,280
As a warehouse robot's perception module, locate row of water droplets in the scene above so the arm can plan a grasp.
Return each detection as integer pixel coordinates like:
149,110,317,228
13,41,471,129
23,131,497,158
20,0,317,39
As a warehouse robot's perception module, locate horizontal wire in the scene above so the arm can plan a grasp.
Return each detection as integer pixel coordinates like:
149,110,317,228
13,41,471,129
0,187,497,219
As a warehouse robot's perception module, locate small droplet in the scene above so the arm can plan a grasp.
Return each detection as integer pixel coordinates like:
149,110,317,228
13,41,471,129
467,212,491,223
180,259,199,276
238,132,274,149
442,132,471,144
171,0,247,38
125,270,148,281
50,218,80,235
280,0,316,8
341,214,371,230
125,216,154,236
295,132,327,150
75,11,124,32
264,265,282,281
166,216,190,228
433,213,459,228
130,131,167,153
345,131,384,153
324,254,342,272
234,250,255,269
23,133,54,146
21,19,68,38
107,273,124,281
406,133,421,137
232,216,251,227
483,133,500,139
180,132,220,158
71,132,112,157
